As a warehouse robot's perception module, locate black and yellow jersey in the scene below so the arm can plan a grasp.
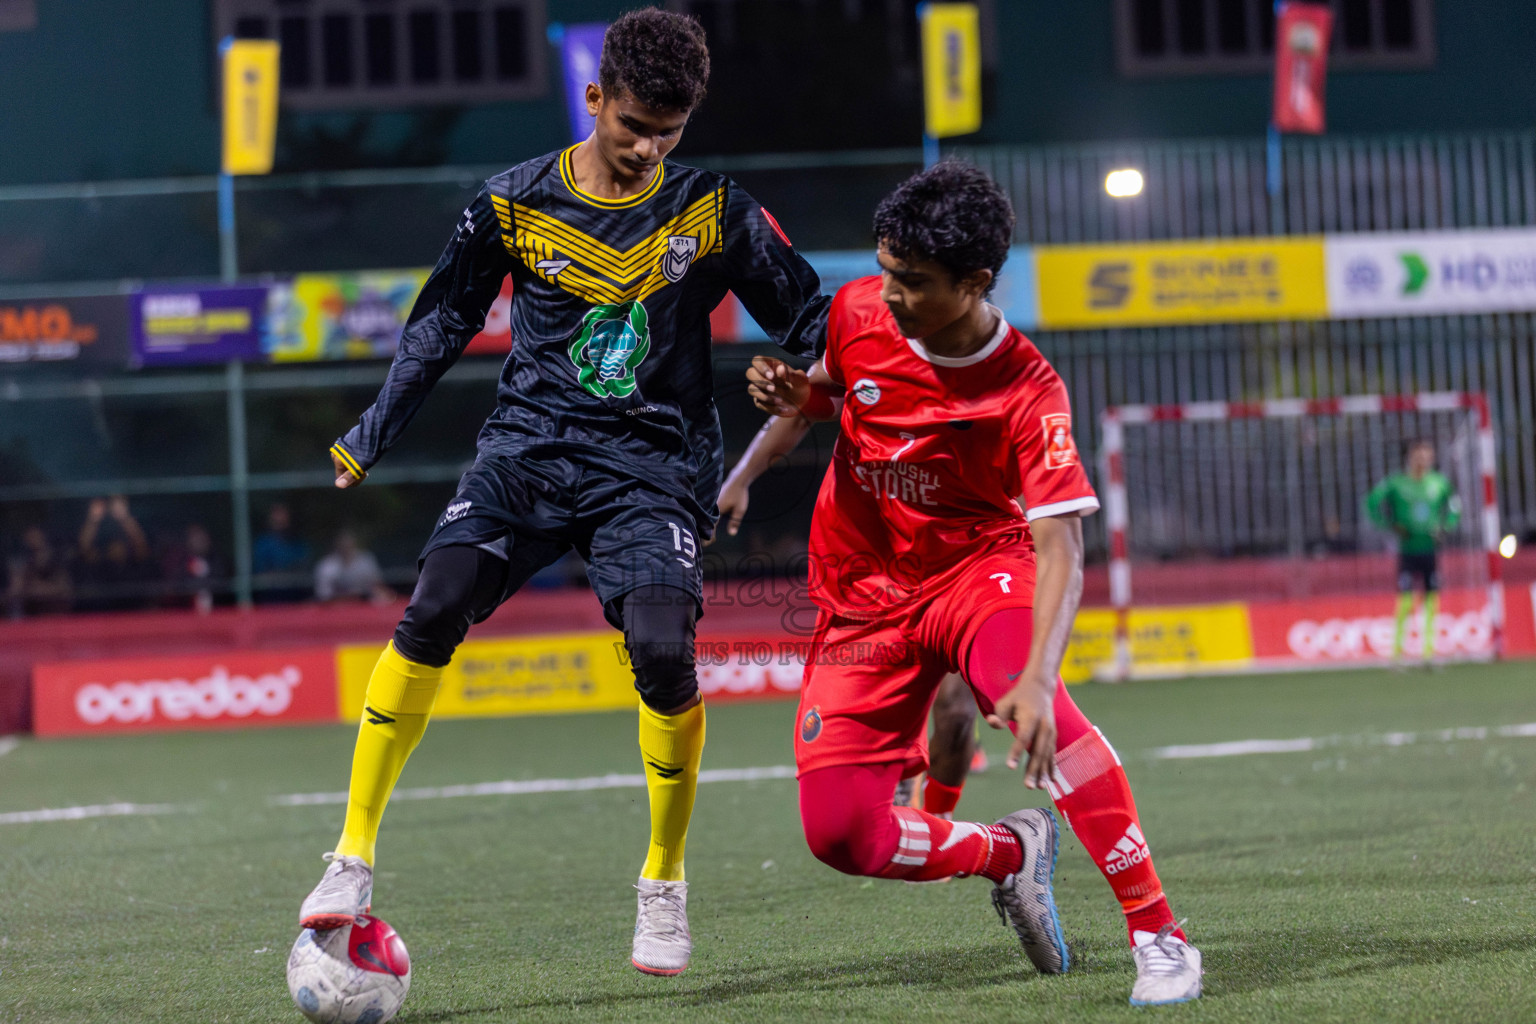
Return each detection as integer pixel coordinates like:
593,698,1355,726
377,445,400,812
331,145,830,530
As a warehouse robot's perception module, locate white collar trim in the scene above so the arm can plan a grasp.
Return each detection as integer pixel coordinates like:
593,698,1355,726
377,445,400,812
904,306,1010,367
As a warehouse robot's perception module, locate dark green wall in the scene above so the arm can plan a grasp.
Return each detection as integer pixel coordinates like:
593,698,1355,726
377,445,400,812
980,0,1536,144
2,1,1534,186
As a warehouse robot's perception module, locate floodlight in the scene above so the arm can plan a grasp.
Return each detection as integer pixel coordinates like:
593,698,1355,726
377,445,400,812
1105,169,1144,198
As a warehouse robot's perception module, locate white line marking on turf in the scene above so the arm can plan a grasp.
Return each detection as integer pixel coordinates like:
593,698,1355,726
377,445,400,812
1150,723,1536,760
271,764,797,807
0,802,182,825
0,737,18,759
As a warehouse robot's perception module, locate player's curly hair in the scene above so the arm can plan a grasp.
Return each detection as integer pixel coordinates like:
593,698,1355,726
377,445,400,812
599,7,710,113
873,161,1015,296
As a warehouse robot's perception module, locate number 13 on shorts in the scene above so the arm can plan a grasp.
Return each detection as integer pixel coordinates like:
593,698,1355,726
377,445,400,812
669,521,697,568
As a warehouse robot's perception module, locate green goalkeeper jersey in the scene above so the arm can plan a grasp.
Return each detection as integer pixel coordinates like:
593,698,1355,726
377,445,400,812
1364,471,1462,555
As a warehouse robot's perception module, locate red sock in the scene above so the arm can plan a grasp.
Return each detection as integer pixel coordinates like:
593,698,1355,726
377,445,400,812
921,777,963,818
876,807,1022,883
1048,726,1183,944
967,607,1185,946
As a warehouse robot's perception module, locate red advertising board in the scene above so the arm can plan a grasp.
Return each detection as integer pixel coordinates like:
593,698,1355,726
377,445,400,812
694,634,806,702
32,649,338,736
1248,588,1499,664
464,276,514,355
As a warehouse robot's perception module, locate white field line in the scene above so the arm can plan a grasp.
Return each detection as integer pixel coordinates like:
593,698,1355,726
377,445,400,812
0,736,18,758
1150,722,1536,760
12,724,1536,826
0,802,182,825
271,764,798,807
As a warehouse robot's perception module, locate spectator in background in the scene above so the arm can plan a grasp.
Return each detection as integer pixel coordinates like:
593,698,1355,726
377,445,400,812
314,529,393,605
162,522,227,613
76,495,155,612
253,502,311,603
6,526,72,618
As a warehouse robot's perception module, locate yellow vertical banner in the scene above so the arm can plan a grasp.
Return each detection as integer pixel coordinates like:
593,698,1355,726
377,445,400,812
920,3,981,139
221,39,281,176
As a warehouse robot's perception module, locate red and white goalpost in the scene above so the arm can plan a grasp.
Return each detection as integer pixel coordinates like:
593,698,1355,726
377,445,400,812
1099,392,1503,679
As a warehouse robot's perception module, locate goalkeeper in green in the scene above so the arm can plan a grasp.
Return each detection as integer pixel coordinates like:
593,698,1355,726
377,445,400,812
1363,438,1462,663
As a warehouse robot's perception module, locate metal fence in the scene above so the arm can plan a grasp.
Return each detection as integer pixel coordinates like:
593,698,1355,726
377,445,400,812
959,131,1536,549
960,131,1536,241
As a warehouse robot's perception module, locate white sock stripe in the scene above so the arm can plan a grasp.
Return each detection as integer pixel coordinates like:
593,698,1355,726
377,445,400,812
1095,727,1123,766
891,853,926,866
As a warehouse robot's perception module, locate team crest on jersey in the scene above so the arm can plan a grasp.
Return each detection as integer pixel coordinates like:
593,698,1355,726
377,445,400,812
852,378,882,406
1042,413,1078,469
661,234,700,283
568,300,652,398
800,706,823,743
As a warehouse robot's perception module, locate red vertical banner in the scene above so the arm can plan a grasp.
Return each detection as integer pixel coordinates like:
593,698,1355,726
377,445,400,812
1273,2,1333,134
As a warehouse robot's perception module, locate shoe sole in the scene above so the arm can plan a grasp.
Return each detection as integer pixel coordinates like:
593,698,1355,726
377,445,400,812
1009,809,1070,974
632,958,687,977
1130,990,1201,1006
299,901,371,932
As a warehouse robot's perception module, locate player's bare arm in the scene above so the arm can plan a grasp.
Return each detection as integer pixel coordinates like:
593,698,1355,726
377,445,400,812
718,415,811,537
986,512,1086,790
746,356,842,419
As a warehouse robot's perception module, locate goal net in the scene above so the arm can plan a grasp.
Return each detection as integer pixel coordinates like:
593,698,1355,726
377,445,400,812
1099,393,1503,677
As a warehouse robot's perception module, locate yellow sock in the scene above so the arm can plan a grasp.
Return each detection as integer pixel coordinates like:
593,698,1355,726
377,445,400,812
638,700,706,882
1393,592,1415,658
1423,592,1440,661
334,641,444,866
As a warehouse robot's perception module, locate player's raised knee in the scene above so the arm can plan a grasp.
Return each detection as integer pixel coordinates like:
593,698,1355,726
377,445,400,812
628,638,699,712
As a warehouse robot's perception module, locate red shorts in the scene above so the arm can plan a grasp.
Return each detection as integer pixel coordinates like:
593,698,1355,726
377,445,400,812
794,549,1036,777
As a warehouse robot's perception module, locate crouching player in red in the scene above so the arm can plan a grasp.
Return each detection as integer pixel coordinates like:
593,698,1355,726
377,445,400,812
739,162,1202,1005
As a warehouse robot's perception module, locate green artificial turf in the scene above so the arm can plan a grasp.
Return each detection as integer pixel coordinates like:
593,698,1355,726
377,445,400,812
3,662,1535,1023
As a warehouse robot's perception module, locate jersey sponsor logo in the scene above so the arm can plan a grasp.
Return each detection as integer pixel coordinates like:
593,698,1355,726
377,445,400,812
568,300,652,398
442,500,472,524
853,461,941,506
852,378,882,405
661,234,700,283
1042,413,1078,470
800,706,823,743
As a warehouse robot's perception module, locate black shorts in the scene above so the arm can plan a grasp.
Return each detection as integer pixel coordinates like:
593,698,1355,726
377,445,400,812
1397,551,1439,592
421,453,703,628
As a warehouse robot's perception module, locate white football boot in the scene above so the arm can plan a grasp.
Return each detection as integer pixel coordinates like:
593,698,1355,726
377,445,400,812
298,852,373,931
990,808,1071,974
1129,922,1203,1006
631,877,691,976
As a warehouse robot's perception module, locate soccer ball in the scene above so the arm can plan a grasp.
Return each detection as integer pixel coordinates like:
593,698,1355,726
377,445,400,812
286,915,411,1024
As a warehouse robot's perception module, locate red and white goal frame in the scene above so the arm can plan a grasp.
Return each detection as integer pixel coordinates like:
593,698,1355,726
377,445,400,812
1099,392,1503,679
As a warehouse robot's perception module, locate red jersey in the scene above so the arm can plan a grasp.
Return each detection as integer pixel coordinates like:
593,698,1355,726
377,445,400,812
808,276,1099,619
